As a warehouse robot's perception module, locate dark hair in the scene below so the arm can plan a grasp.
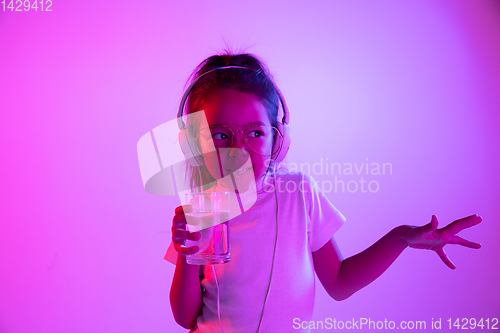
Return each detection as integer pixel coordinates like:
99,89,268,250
184,53,281,191
186,53,280,127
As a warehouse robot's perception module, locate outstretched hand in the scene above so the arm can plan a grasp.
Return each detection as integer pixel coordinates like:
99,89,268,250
402,214,482,269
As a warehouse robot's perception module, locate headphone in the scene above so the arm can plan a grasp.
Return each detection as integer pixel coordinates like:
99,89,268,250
177,66,291,167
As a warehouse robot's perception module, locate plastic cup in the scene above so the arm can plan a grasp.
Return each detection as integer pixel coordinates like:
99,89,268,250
185,192,230,265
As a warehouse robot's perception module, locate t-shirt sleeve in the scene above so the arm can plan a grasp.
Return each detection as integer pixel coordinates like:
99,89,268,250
164,241,178,264
303,173,346,252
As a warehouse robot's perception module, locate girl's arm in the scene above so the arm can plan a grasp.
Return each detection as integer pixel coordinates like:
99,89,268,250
313,214,482,301
170,254,203,329
169,205,204,329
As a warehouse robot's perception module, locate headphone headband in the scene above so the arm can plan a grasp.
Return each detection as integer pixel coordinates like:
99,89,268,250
177,66,289,129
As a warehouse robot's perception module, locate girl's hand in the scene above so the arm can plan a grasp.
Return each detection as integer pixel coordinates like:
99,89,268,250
172,205,201,256
402,214,482,269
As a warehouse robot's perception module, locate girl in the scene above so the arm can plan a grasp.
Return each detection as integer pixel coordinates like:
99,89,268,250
167,53,482,332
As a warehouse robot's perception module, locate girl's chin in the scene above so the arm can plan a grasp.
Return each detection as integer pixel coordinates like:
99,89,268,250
218,168,266,193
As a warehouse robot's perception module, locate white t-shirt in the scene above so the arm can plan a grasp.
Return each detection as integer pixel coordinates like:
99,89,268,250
165,171,346,332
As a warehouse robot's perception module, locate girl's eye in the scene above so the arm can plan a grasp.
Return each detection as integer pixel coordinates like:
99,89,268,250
213,132,229,140
248,130,264,138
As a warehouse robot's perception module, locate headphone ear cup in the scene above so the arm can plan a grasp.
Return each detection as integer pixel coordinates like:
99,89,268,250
179,127,205,167
272,122,291,163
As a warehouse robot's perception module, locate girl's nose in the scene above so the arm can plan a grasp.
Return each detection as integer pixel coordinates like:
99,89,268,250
228,132,249,158
228,146,248,159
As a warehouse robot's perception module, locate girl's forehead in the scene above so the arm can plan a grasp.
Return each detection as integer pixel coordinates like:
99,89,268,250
200,88,271,126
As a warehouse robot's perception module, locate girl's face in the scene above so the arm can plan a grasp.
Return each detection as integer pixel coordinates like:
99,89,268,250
196,88,273,192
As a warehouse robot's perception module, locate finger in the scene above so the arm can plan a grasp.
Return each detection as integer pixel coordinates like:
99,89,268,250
448,235,481,249
172,229,201,242
421,215,439,234
172,206,192,232
173,213,189,228
443,214,482,235
175,205,193,215
436,248,456,269
174,242,200,256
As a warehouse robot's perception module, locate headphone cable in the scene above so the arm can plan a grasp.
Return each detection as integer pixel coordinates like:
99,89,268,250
256,165,279,332
212,264,226,333
213,166,280,333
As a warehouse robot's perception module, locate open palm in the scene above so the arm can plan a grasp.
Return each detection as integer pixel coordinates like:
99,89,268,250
403,214,482,269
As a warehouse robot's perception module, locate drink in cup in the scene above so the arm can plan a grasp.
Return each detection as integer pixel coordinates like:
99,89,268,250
185,191,230,265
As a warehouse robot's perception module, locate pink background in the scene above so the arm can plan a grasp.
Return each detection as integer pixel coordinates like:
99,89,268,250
1,0,499,332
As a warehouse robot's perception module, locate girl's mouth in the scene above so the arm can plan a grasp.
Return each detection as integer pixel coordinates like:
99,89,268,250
226,167,253,176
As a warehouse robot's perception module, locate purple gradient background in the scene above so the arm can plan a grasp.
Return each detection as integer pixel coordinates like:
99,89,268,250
1,1,499,332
